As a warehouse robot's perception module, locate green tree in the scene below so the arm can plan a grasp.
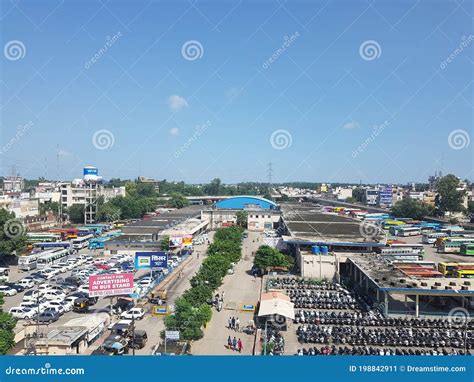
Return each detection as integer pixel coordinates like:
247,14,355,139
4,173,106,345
391,198,434,220
279,194,290,202
352,187,366,204
0,209,27,256
254,245,293,272
39,201,60,216
160,235,170,251
96,203,121,222
435,175,466,216
68,204,84,224
169,193,189,209
204,178,221,195
136,183,156,197
0,294,16,354
235,211,248,228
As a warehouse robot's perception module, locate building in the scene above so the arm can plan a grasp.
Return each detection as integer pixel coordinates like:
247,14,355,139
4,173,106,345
365,189,379,205
0,195,39,218
2,176,24,192
137,176,160,192
202,196,281,231
332,187,353,201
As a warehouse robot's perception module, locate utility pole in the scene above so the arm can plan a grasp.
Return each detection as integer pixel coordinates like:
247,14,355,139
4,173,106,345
267,162,274,199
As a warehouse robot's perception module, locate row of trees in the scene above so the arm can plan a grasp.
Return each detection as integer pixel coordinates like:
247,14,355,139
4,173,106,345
165,226,243,340
253,245,294,273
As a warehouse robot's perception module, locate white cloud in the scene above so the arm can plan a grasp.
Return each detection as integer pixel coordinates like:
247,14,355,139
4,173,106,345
169,127,179,136
167,95,188,111
342,121,359,129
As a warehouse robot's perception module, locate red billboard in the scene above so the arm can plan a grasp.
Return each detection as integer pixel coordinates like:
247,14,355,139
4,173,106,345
89,273,134,297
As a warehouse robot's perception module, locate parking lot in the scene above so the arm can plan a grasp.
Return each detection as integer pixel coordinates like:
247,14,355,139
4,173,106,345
3,233,213,355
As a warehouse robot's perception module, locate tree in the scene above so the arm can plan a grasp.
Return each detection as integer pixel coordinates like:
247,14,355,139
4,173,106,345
96,203,121,222
0,294,16,354
136,183,156,198
0,209,27,256
169,193,189,209
39,201,60,216
68,204,84,224
352,187,366,204
391,198,434,220
254,245,294,272
279,194,290,202
204,178,221,196
435,175,466,216
235,211,248,228
160,235,170,251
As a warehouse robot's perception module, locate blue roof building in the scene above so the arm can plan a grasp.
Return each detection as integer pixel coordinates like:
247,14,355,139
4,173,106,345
214,196,279,210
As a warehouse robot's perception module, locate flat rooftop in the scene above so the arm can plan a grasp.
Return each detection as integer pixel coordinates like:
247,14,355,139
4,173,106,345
350,254,473,295
281,203,385,243
35,326,87,346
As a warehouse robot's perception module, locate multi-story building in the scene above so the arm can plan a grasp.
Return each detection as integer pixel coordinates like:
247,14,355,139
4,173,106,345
365,189,379,205
2,176,24,192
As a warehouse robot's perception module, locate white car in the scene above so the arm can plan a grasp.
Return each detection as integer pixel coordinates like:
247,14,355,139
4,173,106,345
23,289,41,302
137,277,153,287
120,308,145,320
9,307,36,319
42,291,67,301
19,302,44,315
0,286,17,296
77,285,89,294
64,295,80,306
17,279,35,289
51,264,67,274
44,300,67,314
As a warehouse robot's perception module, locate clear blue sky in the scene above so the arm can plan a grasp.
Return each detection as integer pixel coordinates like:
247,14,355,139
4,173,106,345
1,0,472,184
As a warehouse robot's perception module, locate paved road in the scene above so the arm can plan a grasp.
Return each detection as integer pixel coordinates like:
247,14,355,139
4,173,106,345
191,231,263,355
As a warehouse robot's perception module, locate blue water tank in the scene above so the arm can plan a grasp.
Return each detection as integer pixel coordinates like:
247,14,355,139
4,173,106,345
320,246,329,255
311,245,320,254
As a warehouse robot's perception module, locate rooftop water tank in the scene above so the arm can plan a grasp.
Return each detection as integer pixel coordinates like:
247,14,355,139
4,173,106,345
311,245,320,255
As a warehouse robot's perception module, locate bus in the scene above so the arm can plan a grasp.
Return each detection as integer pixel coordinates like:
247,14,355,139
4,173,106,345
438,262,474,276
88,236,110,250
72,234,94,249
386,243,424,255
85,224,111,233
391,226,421,237
49,228,78,240
382,220,406,230
32,241,72,252
460,244,474,256
26,232,61,243
17,252,44,271
422,232,448,244
381,253,424,262
437,238,474,253
36,249,70,269
453,269,474,278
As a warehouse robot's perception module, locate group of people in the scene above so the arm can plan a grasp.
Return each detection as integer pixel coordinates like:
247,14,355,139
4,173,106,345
227,336,243,353
227,316,240,331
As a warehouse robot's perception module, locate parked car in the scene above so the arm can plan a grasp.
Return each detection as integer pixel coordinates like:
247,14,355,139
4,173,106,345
20,301,44,314
5,282,25,293
0,286,17,296
129,330,148,349
37,310,60,323
9,307,36,319
120,308,145,320
65,276,84,287
43,300,67,314
72,297,89,313
42,291,67,301
23,289,41,302
17,279,35,289
51,264,67,274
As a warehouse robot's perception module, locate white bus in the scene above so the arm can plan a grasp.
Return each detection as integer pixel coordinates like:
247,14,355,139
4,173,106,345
72,234,94,250
422,232,448,244
396,226,421,237
36,249,70,269
17,252,45,271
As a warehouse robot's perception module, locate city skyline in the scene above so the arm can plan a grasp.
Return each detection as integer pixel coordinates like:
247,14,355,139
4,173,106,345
1,1,473,184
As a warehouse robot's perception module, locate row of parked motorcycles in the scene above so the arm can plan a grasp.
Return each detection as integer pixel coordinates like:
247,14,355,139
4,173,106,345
294,310,474,329
296,346,472,356
296,325,472,349
263,328,285,355
269,278,343,290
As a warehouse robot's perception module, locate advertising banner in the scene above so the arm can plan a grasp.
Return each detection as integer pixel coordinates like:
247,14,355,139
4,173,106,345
89,273,134,297
135,252,168,269
182,235,193,246
169,236,182,248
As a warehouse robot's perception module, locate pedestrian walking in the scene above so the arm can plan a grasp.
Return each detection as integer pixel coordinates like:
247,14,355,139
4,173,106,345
235,317,240,331
232,337,237,350
228,317,232,329
231,317,235,330
221,291,225,300
227,335,232,349
237,338,243,353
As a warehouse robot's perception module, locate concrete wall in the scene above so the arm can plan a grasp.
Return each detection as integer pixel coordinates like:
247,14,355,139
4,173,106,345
298,252,337,279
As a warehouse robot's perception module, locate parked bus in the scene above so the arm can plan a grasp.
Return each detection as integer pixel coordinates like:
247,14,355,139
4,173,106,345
17,252,44,271
382,220,406,230
438,262,474,277
460,244,474,256
72,234,94,250
32,241,72,252
88,236,110,250
453,269,474,278
437,238,474,253
26,232,61,243
422,232,448,244
49,228,78,240
36,249,70,269
391,226,421,237
381,253,424,262
386,243,424,255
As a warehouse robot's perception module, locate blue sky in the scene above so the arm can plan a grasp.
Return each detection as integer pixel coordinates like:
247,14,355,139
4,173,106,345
1,0,472,184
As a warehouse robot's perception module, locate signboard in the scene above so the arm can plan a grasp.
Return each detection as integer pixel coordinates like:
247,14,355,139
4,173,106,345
241,304,255,312
153,305,168,315
135,252,168,269
379,187,393,206
169,236,182,248
89,273,134,297
182,235,193,246
165,331,180,340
